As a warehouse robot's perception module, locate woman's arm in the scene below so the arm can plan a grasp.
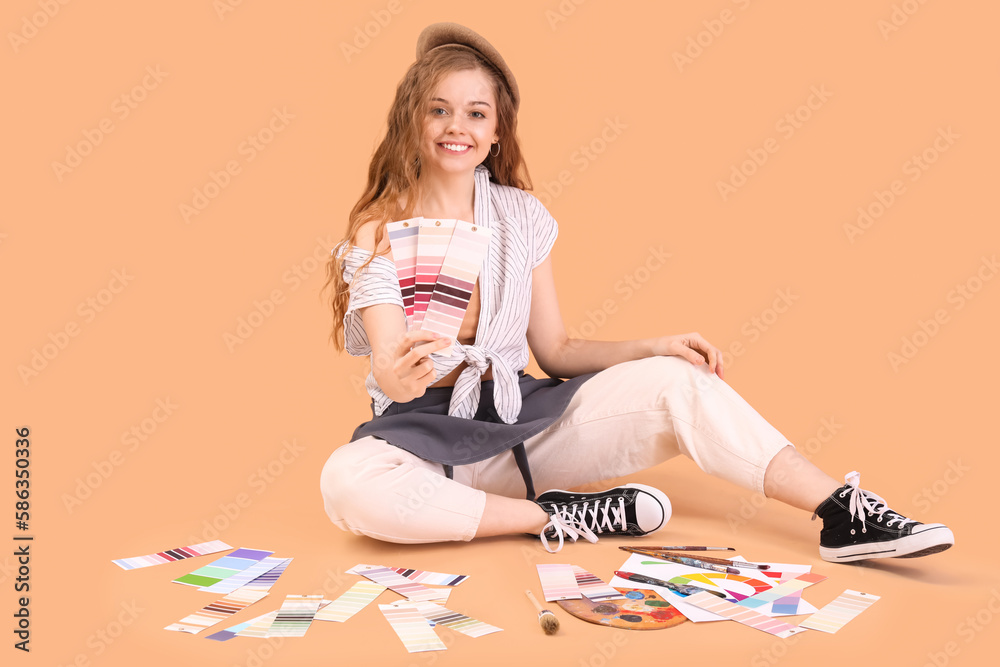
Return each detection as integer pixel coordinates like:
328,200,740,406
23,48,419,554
526,255,725,379
353,220,450,402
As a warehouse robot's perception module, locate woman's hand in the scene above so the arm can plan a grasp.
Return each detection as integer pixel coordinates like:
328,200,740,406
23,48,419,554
384,329,452,399
652,332,725,380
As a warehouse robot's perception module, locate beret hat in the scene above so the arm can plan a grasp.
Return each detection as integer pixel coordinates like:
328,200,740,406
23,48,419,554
415,21,520,112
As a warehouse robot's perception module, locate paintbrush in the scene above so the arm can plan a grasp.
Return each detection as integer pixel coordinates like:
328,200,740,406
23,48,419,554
525,589,559,635
618,547,769,570
626,545,735,551
618,547,741,574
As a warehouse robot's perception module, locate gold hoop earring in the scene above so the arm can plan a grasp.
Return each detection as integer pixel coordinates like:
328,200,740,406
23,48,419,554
490,141,500,157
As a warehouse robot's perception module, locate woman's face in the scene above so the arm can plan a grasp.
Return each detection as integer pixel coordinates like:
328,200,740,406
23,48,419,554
418,68,499,178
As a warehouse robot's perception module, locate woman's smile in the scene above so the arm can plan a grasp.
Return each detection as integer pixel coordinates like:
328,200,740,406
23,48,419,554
438,142,472,154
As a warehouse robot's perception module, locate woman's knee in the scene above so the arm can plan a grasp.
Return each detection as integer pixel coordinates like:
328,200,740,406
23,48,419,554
621,355,715,398
319,436,391,524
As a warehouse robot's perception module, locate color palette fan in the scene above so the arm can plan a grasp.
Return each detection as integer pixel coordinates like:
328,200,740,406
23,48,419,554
387,216,492,356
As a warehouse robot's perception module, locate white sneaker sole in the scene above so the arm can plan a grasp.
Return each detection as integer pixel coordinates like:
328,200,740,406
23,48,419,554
819,524,955,563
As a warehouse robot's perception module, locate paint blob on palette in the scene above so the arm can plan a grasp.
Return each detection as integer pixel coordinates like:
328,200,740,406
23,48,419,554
556,588,687,630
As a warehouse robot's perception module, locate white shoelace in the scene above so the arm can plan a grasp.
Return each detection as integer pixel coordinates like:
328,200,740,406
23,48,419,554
841,471,917,533
539,509,598,553
538,497,628,553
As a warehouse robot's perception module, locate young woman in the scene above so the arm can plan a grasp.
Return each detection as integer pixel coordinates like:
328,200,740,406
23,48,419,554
319,22,953,560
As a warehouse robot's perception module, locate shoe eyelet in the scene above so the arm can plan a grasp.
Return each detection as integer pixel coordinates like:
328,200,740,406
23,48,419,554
877,516,883,523
850,529,855,535
839,491,848,498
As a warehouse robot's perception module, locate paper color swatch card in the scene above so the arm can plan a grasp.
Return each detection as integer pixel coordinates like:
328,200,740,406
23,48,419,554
681,591,807,638
358,566,450,602
163,588,270,634
198,556,289,594
419,221,492,355
379,603,448,653
241,557,291,591
267,594,324,637
800,589,880,633
612,553,783,623
234,610,281,638
398,600,502,638
386,217,491,354
536,564,581,602
390,566,468,587
346,563,469,586
386,218,421,328
112,540,232,570
572,566,625,601
314,581,387,623
172,547,273,588
738,571,826,609
205,617,257,642
412,218,457,330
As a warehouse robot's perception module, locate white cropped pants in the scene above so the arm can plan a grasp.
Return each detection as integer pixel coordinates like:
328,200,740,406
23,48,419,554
320,355,794,543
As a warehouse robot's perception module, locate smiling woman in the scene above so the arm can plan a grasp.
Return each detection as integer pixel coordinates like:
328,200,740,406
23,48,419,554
318,21,953,561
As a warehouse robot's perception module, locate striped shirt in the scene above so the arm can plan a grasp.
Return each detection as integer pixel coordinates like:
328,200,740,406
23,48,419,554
334,163,558,424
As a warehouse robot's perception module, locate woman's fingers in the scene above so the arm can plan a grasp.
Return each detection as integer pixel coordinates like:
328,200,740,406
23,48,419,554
395,329,450,385
692,333,719,372
396,329,440,357
679,332,724,379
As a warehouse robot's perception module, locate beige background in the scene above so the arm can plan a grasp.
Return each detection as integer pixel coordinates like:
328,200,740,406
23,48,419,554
4,1,999,665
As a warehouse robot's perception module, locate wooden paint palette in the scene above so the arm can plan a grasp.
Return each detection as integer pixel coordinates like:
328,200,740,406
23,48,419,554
556,587,688,630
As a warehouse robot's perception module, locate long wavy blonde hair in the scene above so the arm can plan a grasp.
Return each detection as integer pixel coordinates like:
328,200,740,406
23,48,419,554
322,44,533,351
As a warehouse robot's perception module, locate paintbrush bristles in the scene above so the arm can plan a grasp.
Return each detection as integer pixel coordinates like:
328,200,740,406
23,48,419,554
525,589,559,635
538,609,560,635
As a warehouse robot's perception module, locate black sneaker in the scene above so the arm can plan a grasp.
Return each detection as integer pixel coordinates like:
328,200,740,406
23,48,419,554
533,483,672,553
814,471,954,563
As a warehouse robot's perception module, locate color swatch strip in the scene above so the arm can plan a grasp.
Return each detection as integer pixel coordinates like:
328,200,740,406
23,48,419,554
235,610,280,638
379,604,447,653
164,588,270,634
412,218,457,330
682,591,806,638
391,567,468,587
173,547,274,588
772,590,806,615
199,556,288,594
360,566,449,602
386,218,421,329
738,572,826,609
112,540,232,570
243,557,291,591
419,221,492,357
799,589,879,634
405,601,502,638
536,564,581,602
267,594,324,637
204,617,255,642
572,566,625,601
314,581,387,622
347,563,468,586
